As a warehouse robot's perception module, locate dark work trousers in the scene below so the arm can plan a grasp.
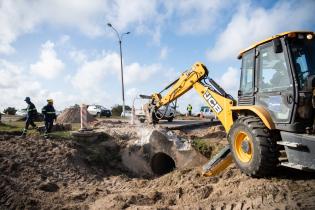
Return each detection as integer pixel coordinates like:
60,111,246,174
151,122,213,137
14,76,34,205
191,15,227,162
25,115,36,129
188,111,192,116
44,119,54,134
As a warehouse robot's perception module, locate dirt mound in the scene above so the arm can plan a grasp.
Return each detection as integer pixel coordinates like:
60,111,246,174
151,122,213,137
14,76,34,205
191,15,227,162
91,166,315,210
57,106,96,123
0,135,124,209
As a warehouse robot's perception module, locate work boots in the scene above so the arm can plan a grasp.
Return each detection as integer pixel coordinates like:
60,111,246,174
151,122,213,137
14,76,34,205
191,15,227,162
20,128,27,138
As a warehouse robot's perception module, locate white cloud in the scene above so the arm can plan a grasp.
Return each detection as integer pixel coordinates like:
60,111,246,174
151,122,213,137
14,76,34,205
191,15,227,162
30,41,65,79
163,0,236,34
71,53,120,91
71,52,161,107
214,67,240,97
0,0,239,53
0,0,165,53
72,52,160,90
159,46,169,60
126,88,139,100
207,0,315,61
106,0,158,30
125,63,160,84
58,35,70,45
0,59,75,110
69,49,88,64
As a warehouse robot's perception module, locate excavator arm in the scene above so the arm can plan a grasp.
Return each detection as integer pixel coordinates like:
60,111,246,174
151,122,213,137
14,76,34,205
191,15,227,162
145,62,237,176
151,62,207,108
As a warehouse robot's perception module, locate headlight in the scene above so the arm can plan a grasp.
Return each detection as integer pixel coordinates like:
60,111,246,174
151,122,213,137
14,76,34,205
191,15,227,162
307,34,313,40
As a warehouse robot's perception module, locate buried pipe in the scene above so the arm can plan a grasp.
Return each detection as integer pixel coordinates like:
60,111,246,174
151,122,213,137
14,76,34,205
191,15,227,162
150,152,176,175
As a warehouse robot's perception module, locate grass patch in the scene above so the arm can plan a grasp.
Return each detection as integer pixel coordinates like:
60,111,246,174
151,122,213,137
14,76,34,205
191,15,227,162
0,121,25,132
192,138,225,159
49,131,74,139
0,120,81,139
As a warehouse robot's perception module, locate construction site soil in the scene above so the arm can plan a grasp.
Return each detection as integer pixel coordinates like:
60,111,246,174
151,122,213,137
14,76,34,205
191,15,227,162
1,119,315,210
57,107,96,124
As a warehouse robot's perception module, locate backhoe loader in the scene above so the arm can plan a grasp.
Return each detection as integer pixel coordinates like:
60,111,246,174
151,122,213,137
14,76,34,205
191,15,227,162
145,31,315,177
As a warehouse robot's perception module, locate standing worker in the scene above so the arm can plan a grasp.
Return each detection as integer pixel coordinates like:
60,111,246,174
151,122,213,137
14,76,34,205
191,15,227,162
21,97,38,137
42,99,56,138
187,104,192,116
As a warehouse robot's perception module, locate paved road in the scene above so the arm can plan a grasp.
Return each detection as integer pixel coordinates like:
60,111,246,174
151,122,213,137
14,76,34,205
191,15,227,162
158,119,219,130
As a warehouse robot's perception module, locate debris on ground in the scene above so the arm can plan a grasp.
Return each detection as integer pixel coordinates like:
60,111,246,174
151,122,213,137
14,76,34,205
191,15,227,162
37,123,72,133
1,119,315,209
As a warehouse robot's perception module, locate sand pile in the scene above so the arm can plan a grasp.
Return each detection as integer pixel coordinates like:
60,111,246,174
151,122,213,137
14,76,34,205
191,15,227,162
57,106,96,123
0,135,124,210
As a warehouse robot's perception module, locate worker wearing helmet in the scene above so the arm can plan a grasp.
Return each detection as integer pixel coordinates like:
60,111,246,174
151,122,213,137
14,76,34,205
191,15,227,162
42,99,56,138
21,97,38,137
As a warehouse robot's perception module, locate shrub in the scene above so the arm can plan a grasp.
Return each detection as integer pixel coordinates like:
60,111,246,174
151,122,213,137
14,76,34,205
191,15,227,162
4,107,17,115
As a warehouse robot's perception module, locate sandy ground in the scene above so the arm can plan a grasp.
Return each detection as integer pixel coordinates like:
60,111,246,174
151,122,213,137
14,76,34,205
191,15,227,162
1,119,315,210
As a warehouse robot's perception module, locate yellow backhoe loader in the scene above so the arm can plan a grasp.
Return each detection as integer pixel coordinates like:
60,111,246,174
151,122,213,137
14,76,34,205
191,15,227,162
144,31,315,177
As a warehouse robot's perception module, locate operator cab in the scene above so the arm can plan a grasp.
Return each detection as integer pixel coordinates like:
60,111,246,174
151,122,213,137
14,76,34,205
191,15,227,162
238,32,315,133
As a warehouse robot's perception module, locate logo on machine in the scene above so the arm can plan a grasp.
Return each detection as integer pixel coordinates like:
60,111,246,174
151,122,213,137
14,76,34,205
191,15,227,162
203,91,222,114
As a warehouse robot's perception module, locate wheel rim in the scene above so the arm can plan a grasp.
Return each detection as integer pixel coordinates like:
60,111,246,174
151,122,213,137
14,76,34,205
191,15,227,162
234,131,253,163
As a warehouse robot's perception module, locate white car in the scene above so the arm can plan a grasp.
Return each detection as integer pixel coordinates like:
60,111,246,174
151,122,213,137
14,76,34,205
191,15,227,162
199,106,216,121
130,96,176,123
15,109,27,117
121,111,132,118
87,105,111,117
154,105,176,122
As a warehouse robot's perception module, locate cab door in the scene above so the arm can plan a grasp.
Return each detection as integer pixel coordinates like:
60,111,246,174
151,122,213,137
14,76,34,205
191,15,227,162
238,49,255,105
255,40,294,124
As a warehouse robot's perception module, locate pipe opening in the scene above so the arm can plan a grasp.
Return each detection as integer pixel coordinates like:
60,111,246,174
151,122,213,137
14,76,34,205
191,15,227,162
150,152,176,175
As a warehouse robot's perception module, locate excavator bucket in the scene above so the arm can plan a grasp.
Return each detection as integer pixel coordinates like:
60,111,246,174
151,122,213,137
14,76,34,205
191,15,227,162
202,145,233,176
142,102,155,124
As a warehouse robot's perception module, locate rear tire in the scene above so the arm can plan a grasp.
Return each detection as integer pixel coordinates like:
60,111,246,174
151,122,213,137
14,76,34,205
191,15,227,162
228,115,279,177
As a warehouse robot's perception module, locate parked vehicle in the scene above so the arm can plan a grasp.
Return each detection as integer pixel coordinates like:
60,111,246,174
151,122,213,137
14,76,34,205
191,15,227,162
121,111,132,118
15,109,27,117
87,105,111,117
199,106,216,121
15,109,44,121
154,105,176,122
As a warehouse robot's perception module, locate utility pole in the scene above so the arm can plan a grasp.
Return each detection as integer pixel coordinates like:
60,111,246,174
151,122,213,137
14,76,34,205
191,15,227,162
107,23,130,117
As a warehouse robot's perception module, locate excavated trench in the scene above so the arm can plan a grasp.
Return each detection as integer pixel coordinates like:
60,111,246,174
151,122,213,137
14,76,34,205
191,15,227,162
121,128,208,177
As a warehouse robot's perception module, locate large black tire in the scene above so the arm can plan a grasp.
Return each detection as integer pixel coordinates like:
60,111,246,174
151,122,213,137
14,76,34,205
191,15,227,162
228,115,279,177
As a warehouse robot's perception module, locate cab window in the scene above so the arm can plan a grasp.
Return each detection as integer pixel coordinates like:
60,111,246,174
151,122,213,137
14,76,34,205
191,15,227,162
258,44,291,92
240,50,254,95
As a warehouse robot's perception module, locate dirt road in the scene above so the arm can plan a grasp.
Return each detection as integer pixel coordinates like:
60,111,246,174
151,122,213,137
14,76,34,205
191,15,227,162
1,120,315,209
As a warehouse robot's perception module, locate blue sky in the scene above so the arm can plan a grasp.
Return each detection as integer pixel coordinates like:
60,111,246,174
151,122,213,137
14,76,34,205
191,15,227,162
0,0,315,113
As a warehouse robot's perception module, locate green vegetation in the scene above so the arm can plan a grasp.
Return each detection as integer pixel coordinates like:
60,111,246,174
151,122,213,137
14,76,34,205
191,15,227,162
0,121,25,132
48,131,73,139
192,138,225,159
111,104,131,116
0,120,82,139
3,107,17,115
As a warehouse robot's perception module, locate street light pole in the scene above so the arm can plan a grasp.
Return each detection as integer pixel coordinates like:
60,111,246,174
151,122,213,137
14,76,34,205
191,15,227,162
107,23,130,117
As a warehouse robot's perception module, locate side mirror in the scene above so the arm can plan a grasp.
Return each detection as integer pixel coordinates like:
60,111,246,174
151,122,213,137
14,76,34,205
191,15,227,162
273,38,283,53
238,90,242,96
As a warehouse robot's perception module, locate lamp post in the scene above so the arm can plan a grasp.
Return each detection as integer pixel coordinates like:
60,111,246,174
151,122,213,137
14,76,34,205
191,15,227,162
107,23,130,117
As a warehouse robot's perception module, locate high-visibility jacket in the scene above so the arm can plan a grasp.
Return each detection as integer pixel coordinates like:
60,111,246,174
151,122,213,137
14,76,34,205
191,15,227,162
187,105,192,111
26,102,37,117
42,104,56,121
